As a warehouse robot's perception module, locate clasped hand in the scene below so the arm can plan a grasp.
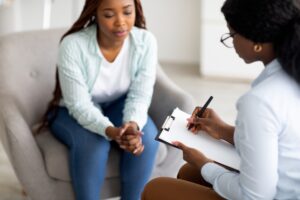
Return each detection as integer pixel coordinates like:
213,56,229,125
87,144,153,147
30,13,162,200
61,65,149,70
105,122,144,156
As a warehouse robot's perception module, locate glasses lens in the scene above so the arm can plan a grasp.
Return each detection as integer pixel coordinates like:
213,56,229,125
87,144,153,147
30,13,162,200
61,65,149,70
224,36,233,48
221,33,234,48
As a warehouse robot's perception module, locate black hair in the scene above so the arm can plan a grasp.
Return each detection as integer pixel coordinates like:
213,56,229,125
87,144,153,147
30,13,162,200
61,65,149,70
221,0,300,85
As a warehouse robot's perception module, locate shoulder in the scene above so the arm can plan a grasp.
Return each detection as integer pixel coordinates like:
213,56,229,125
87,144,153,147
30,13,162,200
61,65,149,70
248,69,297,103
130,27,157,47
59,25,96,54
237,69,299,125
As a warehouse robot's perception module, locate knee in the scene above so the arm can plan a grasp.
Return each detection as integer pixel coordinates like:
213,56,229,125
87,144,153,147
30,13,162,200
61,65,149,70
142,179,156,200
142,178,171,200
177,163,193,179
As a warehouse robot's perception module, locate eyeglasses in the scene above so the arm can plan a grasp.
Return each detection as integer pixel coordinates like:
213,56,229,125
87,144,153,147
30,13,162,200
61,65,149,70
220,32,236,48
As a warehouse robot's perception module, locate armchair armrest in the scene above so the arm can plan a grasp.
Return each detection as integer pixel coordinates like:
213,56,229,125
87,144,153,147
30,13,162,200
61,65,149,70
0,96,56,200
149,64,195,178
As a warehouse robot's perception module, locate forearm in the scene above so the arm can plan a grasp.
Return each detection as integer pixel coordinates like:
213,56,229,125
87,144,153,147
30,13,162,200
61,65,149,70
220,124,235,145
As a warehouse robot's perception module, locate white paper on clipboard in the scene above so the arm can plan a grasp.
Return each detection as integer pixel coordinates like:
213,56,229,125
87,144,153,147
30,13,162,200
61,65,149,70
156,107,241,170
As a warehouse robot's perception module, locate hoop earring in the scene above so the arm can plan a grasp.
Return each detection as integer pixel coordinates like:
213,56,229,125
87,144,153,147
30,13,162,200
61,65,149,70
253,44,262,52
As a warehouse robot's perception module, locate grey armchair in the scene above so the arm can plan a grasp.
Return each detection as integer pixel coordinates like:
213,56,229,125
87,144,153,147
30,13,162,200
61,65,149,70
0,29,195,200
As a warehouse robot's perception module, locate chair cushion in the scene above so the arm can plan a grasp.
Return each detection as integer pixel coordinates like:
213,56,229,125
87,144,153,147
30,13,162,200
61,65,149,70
35,130,120,181
35,129,168,181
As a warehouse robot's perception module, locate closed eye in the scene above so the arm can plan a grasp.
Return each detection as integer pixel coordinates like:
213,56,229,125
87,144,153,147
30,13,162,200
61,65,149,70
124,11,132,15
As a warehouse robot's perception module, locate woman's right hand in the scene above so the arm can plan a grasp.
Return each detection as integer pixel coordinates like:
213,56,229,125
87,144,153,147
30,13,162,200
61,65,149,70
105,126,123,142
105,125,144,155
187,108,235,144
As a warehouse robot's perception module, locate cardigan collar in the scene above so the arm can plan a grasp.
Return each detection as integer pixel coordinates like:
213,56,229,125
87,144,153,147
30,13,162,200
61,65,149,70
87,24,143,57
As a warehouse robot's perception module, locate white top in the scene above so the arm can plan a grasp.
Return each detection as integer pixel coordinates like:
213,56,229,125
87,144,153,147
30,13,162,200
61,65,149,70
92,38,131,103
201,59,300,200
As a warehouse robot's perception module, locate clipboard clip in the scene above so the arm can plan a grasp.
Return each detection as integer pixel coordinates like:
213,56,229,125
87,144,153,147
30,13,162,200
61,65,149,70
161,115,175,132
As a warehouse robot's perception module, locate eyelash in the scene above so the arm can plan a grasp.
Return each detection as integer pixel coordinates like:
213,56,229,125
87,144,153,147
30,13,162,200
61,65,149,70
104,15,114,18
124,11,132,15
104,11,132,18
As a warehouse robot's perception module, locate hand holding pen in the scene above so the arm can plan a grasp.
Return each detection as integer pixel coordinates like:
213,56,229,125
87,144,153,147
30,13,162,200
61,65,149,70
186,96,235,144
187,96,213,133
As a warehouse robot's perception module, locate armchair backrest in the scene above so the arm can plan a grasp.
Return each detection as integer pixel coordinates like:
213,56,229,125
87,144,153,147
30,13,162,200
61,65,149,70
0,28,190,129
0,29,65,126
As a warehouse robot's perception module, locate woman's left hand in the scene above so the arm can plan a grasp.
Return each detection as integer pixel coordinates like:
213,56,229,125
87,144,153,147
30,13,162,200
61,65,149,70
173,141,213,169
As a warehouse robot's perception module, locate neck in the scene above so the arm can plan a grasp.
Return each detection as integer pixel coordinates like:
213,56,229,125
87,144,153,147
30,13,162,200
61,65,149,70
97,32,124,51
260,44,276,66
262,54,276,66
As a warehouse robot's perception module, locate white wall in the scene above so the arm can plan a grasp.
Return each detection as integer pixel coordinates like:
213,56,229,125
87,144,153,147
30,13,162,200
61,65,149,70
1,0,262,79
0,0,200,66
143,0,200,65
0,0,83,34
200,0,263,79
0,0,21,35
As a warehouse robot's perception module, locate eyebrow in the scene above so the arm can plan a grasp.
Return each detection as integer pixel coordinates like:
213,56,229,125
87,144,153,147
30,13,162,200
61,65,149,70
103,4,133,11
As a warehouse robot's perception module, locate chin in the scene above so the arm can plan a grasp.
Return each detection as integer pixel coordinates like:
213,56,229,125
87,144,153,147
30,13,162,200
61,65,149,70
244,60,252,64
241,57,254,64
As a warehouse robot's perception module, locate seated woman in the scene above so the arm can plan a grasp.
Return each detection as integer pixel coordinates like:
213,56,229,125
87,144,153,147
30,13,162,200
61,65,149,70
38,0,159,199
142,0,300,199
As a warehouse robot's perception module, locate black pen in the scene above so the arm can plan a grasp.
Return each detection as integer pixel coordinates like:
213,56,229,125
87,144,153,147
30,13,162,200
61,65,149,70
188,96,213,130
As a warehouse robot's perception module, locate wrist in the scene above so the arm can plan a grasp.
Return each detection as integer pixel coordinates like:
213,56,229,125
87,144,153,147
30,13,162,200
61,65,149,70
226,125,235,134
105,126,115,139
128,121,139,131
220,123,234,138
198,158,213,170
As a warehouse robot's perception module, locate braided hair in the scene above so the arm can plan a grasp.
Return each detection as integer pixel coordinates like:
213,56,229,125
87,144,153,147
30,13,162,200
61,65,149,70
221,0,300,84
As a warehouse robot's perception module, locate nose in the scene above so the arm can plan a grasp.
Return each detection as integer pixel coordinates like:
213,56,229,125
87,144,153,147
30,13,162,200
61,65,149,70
115,15,125,27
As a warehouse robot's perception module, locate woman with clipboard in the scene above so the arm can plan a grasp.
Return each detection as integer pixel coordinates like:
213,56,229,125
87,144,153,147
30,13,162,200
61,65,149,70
142,0,300,199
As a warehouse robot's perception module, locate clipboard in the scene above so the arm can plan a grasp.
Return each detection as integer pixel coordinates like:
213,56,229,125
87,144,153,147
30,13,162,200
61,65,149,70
156,107,241,170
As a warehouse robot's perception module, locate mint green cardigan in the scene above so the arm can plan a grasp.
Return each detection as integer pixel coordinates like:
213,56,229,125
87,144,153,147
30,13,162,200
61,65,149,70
57,25,158,139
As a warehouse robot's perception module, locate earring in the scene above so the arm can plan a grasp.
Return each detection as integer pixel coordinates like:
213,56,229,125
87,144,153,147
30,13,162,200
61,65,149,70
253,44,263,52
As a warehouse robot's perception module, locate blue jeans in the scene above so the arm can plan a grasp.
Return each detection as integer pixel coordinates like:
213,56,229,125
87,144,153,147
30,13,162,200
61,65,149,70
49,95,159,200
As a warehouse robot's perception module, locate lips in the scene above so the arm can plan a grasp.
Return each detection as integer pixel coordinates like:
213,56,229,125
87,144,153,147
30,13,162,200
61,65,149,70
114,30,127,37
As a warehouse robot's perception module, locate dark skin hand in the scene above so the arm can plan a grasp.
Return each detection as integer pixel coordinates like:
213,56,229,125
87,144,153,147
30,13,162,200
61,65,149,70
173,141,213,169
174,141,239,172
187,107,235,145
105,121,144,156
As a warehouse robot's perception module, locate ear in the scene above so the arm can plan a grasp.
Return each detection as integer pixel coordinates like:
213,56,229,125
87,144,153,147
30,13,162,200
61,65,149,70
253,43,263,53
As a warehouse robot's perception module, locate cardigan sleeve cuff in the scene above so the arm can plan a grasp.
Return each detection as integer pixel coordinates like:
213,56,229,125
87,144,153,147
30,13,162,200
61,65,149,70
98,121,114,141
